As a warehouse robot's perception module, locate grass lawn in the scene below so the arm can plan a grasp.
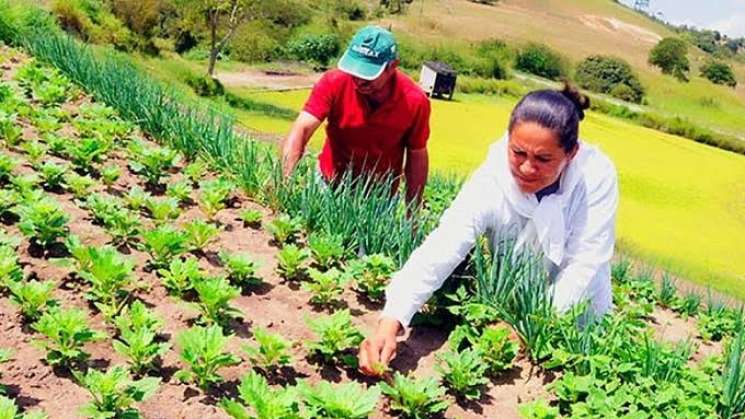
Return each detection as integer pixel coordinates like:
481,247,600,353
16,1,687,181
242,88,745,299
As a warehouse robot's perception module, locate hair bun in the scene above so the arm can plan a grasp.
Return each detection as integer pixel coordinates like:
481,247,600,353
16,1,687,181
560,82,590,120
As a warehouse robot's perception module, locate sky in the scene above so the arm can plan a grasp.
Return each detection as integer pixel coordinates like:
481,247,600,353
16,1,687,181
618,0,745,38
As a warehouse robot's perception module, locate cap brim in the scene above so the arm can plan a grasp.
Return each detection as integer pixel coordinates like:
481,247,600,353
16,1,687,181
337,50,387,80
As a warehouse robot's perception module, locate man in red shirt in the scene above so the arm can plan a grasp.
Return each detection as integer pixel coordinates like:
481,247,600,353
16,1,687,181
281,26,431,205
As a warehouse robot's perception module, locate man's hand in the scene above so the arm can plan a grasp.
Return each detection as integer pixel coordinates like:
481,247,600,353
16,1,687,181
358,316,402,376
281,111,322,178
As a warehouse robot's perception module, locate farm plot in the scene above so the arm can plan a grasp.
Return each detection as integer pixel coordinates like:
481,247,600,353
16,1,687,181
0,46,744,419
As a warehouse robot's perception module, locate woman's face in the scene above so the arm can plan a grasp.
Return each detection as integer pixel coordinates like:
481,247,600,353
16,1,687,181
508,121,577,194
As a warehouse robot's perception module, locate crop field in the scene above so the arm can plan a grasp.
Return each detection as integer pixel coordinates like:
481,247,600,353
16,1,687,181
1,26,745,419
241,88,745,298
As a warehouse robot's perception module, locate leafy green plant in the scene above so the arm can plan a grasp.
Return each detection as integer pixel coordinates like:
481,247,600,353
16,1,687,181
103,209,141,246
145,196,181,223
347,253,395,302
166,179,193,203
73,366,160,418
0,245,24,290
140,225,188,269
378,372,448,419
305,309,363,367
239,208,262,228
518,399,559,419
8,279,57,322
125,186,151,211
63,172,96,199
183,219,220,252
36,161,67,190
672,291,701,318
303,268,347,308
17,198,69,248
20,141,46,165
0,189,19,219
657,274,679,308
197,178,234,220
698,303,739,342
175,325,240,390
474,326,519,375
0,153,19,183
100,164,121,187
276,244,310,281
0,113,22,146
113,302,170,374
193,276,242,325
0,395,48,419
11,174,41,194
435,348,489,400
128,141,179,186
219,370,300,419
243,327,292,372
42,133,70,157
157,257,203,296
67,136,109,173
76,246,135,320
219,251,262,287
84,193,120,225
265,214,303,245
183,159,209,184
308,233,346,270
718,329,745,418
298,380,380,419
33,307,104,368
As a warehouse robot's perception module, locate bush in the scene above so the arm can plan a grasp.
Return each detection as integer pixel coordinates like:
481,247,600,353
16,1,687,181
474,38,511,79
184,73,224,97
230,22,281,63
515,43,567,80
457,76,524,96
286,33,340,68
575,55,645,103
700,60,737,87
649,37,690,81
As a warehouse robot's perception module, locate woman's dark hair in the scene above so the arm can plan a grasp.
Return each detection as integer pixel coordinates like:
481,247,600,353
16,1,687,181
508,83,590,153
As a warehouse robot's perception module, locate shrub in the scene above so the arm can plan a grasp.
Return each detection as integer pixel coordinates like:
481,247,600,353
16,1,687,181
649,37,689,81
700,60,737,87
286,33,340,68
515,43,567,80
229,22,281,63
184,72,224,97
575,55,645,103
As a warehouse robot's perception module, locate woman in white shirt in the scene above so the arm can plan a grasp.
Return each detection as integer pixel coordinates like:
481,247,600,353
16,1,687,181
358,84,619,376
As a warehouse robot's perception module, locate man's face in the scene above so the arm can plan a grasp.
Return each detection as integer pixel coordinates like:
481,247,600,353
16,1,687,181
508,121,577,194
352,61,398,97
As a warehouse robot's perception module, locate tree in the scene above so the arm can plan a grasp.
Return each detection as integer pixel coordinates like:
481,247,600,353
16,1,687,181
575,55,645,103
648,37,690,82
700,60,737,88
175,0,256,76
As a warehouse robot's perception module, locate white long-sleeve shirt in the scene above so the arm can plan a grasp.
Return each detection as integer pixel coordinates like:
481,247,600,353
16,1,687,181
383,136,619,327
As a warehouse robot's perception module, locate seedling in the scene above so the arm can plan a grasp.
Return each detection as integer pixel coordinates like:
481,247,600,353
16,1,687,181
33,307,104,368
125,186,151,211
21,141,47,165
347,253,396,303
303,268,347,308
175,325,240,390
145,196,181,223
193,276,242,326
435,348,489,400
128,141,180,186
219,251,262,287
67,136,109,173
74,366,160,418
197,178,234,220
219,370,300,419
140,225,188,269
308,233,346,270
183,159,209,184
113,304,170,374
166,179,193,203
157,257,203,296
63,172,96,199
265,214,303,245
0,395,48,419
8,279,57,322
0,245,23,290
36,161,68,190
239,208,262,228
298,380,380,419
76,246,135,320
276,244,310,281
379,372,448,419
474,326,519,375
183,218,220,252
17,197,69,249
305,309,363,367
100,164,121,187
243,327,292,372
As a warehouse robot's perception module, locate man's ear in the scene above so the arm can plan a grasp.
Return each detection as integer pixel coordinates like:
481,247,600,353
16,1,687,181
388,59,400,70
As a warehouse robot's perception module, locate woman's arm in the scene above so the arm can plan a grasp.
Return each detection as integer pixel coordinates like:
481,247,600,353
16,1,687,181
551,160,619,313
359,161,498,375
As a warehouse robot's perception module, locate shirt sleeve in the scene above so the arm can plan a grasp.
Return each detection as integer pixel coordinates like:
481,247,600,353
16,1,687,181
302,71,335,121
381,161,497,327
403,96,431,150
550,161,619,313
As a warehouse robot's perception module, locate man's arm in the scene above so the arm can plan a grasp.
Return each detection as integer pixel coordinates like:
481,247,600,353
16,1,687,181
404,147,428,207
281,111,323,177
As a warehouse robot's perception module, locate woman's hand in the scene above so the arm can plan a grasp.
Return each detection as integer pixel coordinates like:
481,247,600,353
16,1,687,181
358,316,402,376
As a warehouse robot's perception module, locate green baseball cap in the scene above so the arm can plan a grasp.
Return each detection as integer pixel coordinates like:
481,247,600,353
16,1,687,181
338,25,398,80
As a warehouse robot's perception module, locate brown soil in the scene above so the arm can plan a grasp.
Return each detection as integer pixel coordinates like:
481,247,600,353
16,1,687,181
0,48,720,419
215,68,319,92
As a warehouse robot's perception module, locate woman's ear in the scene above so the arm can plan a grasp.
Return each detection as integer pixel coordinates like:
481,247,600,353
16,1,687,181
566,143,579,161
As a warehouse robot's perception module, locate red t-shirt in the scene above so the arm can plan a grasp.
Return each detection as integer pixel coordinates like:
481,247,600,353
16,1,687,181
303,69,431,181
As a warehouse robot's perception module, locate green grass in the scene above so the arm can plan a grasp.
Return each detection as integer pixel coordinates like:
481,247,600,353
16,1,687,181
240,88,745,299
